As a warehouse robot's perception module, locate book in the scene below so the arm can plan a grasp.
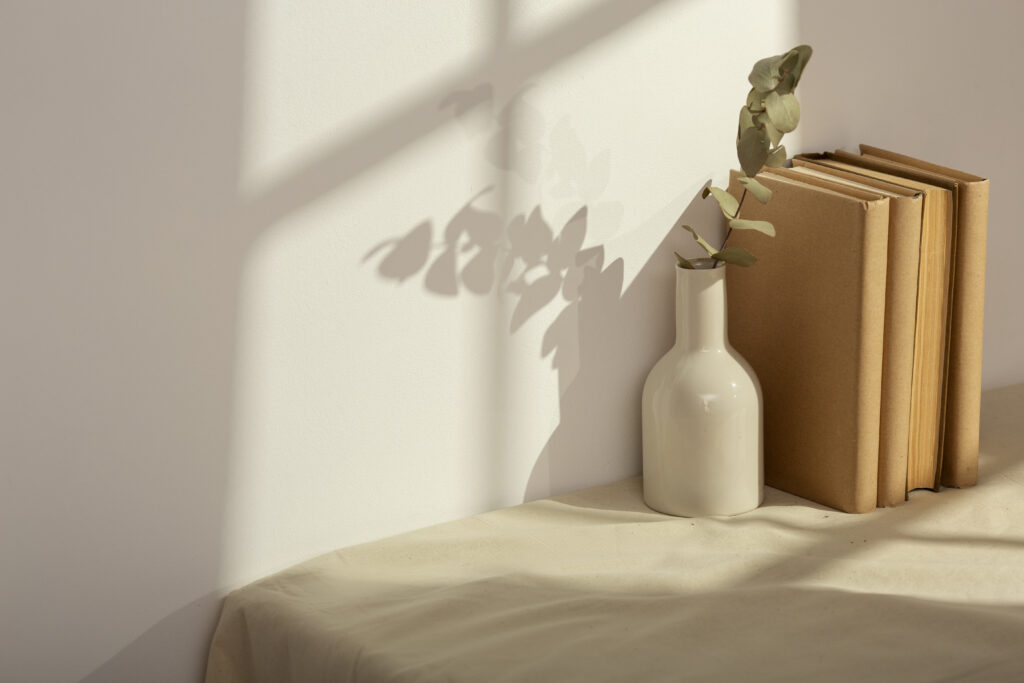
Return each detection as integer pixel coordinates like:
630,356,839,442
858,145,989,489
793,153,953,494
726,170,890,513
766,165,923,507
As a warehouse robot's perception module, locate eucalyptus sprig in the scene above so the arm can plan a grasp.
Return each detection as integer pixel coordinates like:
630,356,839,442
675,45,813,269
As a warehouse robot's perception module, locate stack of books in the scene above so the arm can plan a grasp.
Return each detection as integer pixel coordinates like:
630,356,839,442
725,146,989,513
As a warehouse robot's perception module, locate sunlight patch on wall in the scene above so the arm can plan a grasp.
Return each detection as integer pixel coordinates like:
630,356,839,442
221,0,803,586
238,0,490,199
222,127,493,586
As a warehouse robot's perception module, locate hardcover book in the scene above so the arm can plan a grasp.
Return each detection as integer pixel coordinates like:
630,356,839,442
767,165,922,507
726,171,889,513
858,146,990,489
794,153,953,493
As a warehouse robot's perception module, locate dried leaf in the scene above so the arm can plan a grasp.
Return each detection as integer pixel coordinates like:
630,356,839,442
746,88,765,113
737,126,770,178
674,251,695,269
748,55,784,92
712,246,758,267
682,225,718,257
765,145,787,167
785,45,813,86
757,112,783,147
765,91,800,133
728,218,775,236
737,176,772,204
702,185,740,218
738,106,755,140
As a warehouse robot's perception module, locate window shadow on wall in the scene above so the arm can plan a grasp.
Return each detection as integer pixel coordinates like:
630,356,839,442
0,0,685,681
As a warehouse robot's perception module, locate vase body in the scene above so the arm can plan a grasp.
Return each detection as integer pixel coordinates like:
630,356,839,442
642,264,763,517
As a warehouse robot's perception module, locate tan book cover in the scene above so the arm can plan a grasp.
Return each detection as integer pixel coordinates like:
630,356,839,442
726,171,889,513
794,153,952,493
859,145,989,489
772,165,923,507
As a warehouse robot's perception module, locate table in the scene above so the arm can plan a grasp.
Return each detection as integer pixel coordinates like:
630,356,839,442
206,384,1024,682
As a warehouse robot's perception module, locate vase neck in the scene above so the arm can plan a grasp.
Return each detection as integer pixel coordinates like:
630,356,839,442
674,266,728,351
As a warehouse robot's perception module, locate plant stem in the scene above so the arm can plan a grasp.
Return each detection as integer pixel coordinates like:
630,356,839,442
715,188,748,267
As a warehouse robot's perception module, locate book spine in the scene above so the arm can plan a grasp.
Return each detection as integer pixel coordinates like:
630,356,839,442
941,181,989,487
907,192,951,493
877,196,922,506
853,199,890,513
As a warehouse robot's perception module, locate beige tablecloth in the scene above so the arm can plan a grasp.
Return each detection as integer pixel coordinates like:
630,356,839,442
207,385,1024,682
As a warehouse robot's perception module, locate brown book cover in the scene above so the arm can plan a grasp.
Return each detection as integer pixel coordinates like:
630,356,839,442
772,165,923,507
794,153,952,494
859,145,989,488
726,171,889,513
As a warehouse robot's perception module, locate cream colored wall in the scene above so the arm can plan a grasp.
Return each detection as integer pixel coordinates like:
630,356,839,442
1,1,800,681
797,0,1024,391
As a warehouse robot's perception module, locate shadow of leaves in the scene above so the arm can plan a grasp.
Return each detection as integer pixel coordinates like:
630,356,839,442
364,195,607,344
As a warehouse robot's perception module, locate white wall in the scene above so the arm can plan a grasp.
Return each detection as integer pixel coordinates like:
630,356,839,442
1,1,800,681
796,0,1024,391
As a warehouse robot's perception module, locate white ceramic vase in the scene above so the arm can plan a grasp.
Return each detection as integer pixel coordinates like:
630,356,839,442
641,261,763,517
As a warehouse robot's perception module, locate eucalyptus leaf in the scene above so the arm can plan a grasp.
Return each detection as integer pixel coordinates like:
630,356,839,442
674,251,695,269
757,113,783,147
775,70,797,95
737,126,770,178
703,185,739,218
748,55,783,93
745,88,764,113
765,145,787,167
776,45,813,94
682,224,718,257
776,51,800,94
781,49,800,75
738,106,755,138
765,91,800,133
728,217,775,236
667,45,811,270
787,45,813,84
737,176,772,204
712,246,757,267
